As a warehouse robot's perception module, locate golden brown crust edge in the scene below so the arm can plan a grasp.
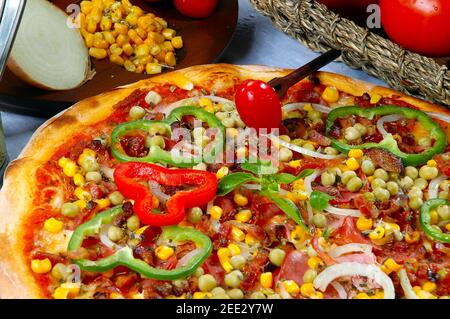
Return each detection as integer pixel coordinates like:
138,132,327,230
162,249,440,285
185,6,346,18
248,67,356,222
0,64,448,299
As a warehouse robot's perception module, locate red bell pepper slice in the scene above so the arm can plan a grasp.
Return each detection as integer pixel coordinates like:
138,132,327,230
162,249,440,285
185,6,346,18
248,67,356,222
114,162,218,226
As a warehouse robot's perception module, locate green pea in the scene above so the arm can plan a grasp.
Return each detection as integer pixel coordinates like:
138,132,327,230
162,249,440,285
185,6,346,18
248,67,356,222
302,269,318,283
61,202,80,218
354,123,368,135
129,105,146,120
344,127,361,141
346,176,363,192
371,178,386,190
373,187,390,202
224,272,241,288
108,191,125,205
222,103,235,112
80,157,99,172
361,160,375,176
221,117,236,128
324,147,339,155
279,148,293,162
405,166,419,180
386,181,399,196
173,279,189,289
267,294,281,299
212,292,230,299
341,171,357,185
419,166,439,180
108,225,125,242
321,172,336,186
373,168,389,181
211,287,226,295
215,112,228,120
437,205,450,220
250,291,266,299
193,267,205,277
227,289,244,299
198,274,217,292
85,171,102,183
400,176,414,190
364,192,375,202
230,255,246,270
126,215,140,231
409,197,423,210
188,207,203,223
302,143,315,151
414,178,428,190
408,187,423,199
312,213,327,228
269,248,286,266
51,263,69,280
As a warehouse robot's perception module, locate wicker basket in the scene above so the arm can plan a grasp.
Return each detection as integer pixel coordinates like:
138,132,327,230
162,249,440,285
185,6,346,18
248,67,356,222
250,0,450,106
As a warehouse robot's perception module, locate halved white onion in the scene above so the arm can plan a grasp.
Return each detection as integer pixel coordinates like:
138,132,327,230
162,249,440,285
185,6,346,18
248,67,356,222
313,262,395,299
376,115,403,137
282,102,332,114
176,249,202,268
270,135,344,160
325,206,361,217
428,175,446,200
100,165,115,181
328,244,372,258
8,0,92,90
331,281,348,299
398,269,419,299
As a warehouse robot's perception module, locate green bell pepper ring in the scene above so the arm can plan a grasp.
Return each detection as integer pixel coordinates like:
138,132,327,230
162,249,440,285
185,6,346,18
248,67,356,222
325,105,447,166
67,206,213,279
420,198,450,244
111,106,225,167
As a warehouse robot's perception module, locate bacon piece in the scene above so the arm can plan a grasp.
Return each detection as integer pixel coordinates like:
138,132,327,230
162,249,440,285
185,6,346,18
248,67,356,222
308,129,331,146
281,118,307,139
365,148,404,173
120,134,148,158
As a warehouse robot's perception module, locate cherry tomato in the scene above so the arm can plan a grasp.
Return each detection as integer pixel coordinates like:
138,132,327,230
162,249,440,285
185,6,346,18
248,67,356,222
235,80,282,131
380,0,450,57
173,0,219,19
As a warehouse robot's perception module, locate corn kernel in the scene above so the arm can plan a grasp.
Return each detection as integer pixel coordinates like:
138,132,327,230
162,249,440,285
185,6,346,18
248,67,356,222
384,258,402,273
53,287,70,299
348,149,363,159
405,231,420,243
370,93,382,104
80,1,93,14
155,245,174,260
355,292,371,299
74,187,92,201
430,210,439,225
446,223,450,232
422,281,437,292
96,198,111,209
300,282,315,297
172,36,183,49
89,47,107,59
356,215,373,231
44,218,63,233
292,178,305,191
124,59,136,72
283,280,300,295
216,166,229,179
60,283,80,297
31,258,52,274
288,160,301,168
235,210,252,223
427,160,437,167
369,226,385,240
372,291,384,299
110,292,124,299
100,16,112,31
311,291,324,299
74,200,87,210
193,292,212,299
228,243,241,256
63,161,77,177
210,206,223,220
245,233,257,245
417,290,437,299
132,293,145,299
322,87,340,103
145,63,162,75
110,54,125,66
58,157,70,168
217,247,233,273
203,105,215,113
231,227,245,242
123,43,134,56
260,272,273,288
296,191,308,201
307,256,323,269
234,193,248,206
303,104,313,112
199,97,213,108
164,52,176,67
291,225,308,242
346,157,360,170
73,173,85,186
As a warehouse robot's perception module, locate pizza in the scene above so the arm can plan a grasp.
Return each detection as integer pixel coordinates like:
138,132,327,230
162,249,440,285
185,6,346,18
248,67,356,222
1,64,450,299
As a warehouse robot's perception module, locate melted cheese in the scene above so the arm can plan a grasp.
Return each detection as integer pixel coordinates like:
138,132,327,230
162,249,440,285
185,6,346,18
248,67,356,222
38,229,73,255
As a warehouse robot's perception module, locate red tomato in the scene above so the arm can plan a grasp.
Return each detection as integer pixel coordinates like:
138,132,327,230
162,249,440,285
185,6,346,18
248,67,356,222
173,0,219,19
380,0,450,57
235,80,282,132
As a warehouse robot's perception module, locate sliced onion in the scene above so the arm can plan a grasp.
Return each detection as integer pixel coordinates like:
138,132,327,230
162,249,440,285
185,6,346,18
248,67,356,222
8,0,92,90
176,249,202,268
307,202,314,224
148,181,170,204
331,282,348,299
325,206,361,217
270,134,344,160
428,175,446,199
328,244,372,258
398,269,419,299
376,115,403,137
427,112,450,124
283,102,331,114
313,262,395,299
241,183,262,191
304,170,319,195
158,95,235,115
100,165,115,181
67,264,81,284
99,225,123,250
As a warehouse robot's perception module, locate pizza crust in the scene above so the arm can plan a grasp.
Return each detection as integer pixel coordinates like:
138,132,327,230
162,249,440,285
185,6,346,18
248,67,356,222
0,64,448,298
